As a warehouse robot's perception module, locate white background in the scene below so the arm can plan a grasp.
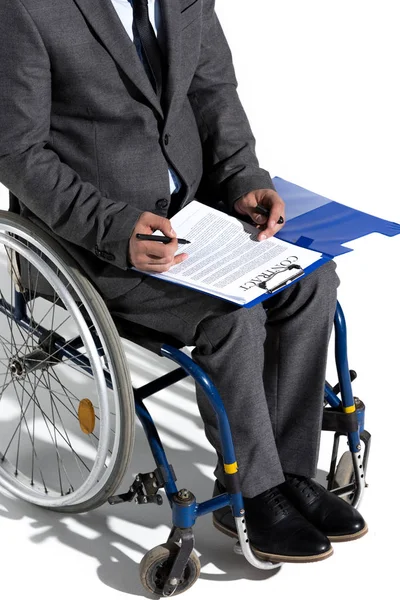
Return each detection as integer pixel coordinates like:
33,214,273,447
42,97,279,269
1,1,399,598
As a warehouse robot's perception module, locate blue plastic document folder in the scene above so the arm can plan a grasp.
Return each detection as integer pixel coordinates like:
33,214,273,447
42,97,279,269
273,177,400,257
241,177,400,308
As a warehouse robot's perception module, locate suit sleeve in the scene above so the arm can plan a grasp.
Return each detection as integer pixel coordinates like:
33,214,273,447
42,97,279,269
188,0,275,211
0,0,141,270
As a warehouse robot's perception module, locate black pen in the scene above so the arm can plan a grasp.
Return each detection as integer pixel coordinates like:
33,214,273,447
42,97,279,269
255,204,284,224
136,233,191,244
255,204,270,218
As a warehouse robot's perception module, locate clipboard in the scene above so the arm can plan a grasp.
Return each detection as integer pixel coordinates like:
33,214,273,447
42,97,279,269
257,264,305,294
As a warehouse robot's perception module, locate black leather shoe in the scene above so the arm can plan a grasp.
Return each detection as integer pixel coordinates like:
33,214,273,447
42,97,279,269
279,474,368,542
212,480,333,563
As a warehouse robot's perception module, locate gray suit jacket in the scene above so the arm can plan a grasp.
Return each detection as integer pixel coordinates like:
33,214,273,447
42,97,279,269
0,0,274,300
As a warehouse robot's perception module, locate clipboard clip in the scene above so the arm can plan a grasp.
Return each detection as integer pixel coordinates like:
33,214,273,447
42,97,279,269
257,264,304,293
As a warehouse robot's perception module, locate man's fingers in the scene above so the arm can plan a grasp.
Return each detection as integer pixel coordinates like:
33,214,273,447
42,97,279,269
140,241,174,260
139,263,173,273
233,189,286,242
146,252,187,268
252,212,268,225
173,252,188,266
138,252,187,273
138,211,175,236
267,205,285,227
147,256,175,265
258,214,286,240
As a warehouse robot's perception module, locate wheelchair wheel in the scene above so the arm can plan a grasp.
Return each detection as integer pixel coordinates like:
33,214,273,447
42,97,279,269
139,542,201,596
0,211,135,512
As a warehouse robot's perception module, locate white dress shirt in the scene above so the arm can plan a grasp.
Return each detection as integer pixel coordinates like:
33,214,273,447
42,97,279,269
110,0,179,195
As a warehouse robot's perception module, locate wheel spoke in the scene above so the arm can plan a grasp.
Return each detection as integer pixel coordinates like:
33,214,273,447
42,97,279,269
21,371,92,474
0,338,28,354
27,370,78,493
31,377,36,484
42,369,88,483
15,376,25,477
4,247,38,351
47,367,115,456
7,376,48,491
49,369,65,496
0,288,25,360
6,248,33,346
48,367,116,424
2,381,34,461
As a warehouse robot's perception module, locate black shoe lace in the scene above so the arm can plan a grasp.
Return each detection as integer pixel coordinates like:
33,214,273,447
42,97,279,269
259,486,291,517
285,474,320,499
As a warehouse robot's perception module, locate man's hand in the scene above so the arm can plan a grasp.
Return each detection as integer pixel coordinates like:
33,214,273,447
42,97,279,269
129,212,188,272
234,189,286,241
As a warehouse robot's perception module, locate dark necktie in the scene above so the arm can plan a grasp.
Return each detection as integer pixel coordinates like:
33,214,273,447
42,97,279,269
131,0,164,98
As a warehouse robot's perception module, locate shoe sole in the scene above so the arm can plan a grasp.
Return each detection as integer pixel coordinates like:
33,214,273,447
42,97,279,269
212,516,334,564
328,524,368,542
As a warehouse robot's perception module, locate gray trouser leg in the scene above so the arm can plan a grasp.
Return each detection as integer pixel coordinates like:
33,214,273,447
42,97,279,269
262,260,339,480
192,302,281,497
106,261,339,498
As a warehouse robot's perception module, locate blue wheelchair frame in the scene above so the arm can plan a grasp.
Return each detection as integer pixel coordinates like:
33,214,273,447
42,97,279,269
7,288,369,593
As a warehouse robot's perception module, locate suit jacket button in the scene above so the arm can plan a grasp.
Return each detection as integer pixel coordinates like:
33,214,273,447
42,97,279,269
163,133,170,146
94,245,114,261
156,198,169,209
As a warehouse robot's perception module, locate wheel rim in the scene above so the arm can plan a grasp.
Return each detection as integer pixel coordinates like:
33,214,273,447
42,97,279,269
0,226,125,507
150,557,194,595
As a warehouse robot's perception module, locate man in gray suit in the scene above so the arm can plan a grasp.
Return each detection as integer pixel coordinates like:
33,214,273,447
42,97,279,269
0,0,367,563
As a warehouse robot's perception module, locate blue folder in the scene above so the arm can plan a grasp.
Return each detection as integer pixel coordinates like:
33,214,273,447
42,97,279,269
243,177,400,307
273,177,400,255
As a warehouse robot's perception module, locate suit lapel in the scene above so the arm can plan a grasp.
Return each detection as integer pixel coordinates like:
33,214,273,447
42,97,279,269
73,0,163,118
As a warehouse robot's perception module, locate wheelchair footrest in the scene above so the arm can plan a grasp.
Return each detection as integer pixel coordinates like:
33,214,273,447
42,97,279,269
108,465,176,506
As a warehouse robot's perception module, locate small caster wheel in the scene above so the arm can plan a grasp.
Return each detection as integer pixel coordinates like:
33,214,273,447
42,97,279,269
139,542,201,597
334,451,354,503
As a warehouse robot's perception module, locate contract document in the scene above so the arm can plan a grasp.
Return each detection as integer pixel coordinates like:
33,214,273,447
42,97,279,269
133,201,325,306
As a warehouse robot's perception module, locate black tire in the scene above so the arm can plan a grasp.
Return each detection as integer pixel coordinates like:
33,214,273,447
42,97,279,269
139,542,201,596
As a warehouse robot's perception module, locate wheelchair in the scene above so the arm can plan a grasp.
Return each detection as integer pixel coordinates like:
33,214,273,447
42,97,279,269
0,210,371,596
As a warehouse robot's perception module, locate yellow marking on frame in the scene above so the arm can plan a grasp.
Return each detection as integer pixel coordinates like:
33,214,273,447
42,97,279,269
343,405,356,414
224,462,238,474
